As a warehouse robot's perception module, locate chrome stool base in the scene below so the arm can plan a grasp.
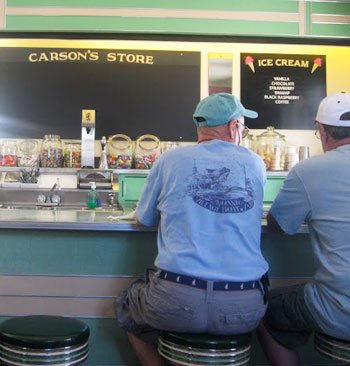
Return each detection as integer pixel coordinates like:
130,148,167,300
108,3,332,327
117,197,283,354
314,331,350,364
158,332,251,366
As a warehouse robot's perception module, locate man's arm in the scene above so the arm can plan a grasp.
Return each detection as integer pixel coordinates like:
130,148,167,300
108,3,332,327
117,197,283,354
136,216,146,227
267,211,285,233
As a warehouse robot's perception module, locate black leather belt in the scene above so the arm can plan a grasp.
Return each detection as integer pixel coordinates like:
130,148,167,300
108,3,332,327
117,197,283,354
159,270,261,291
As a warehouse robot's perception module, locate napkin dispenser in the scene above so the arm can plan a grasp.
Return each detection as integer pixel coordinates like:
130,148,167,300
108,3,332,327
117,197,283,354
78,170,113,189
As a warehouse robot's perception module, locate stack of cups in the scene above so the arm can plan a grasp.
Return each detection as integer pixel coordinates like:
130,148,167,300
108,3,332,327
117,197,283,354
299,146,310,161
270,147,282,171
285,146,299,170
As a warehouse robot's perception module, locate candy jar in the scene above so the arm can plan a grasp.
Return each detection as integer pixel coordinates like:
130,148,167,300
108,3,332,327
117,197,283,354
162,141,180,153
134,134,161,169
0,141,18,166
40,135,63,168
18,140,40,167
256,126,286,171
107,134,133,169
63,142,81,168
241,134,255,152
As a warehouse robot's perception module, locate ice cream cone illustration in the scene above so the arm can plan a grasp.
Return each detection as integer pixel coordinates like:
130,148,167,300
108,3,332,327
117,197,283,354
311,57,322,73
245,56,255,73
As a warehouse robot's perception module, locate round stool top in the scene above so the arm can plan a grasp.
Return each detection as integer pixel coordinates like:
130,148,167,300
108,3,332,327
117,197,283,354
160,331,251,349
0,315,90,349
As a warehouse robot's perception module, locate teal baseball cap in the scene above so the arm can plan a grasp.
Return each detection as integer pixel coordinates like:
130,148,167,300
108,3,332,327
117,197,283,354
193,93,258,127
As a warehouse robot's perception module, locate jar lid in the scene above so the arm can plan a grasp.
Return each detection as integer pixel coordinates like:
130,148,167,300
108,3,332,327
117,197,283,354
108,134,132,150
19,140,38,153
136,134,160,150
256,126,285,140
43,134,61,141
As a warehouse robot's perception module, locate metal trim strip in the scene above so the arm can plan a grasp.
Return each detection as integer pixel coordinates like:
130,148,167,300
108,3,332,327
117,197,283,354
312,14,350,24
6,7,300,23
0,0,5,29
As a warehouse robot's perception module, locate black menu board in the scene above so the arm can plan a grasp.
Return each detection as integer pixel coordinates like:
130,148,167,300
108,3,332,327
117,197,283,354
240,53,326,129
0,48,200,141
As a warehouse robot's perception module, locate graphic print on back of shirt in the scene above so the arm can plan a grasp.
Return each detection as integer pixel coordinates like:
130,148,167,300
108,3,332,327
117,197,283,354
186,160,255,213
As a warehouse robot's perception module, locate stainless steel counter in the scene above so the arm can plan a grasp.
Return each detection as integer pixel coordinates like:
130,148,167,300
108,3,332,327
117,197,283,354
0,208,308,233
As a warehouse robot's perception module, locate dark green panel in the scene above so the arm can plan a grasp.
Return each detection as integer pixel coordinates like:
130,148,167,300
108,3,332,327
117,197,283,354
0,229,313,278
312,2,350,15
261,233,314,278
7,0,299,12
312,23,350,37
0,229,157,276
6,16,299,36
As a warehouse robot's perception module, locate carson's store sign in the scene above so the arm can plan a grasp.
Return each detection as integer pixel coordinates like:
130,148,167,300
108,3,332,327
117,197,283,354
0,48,197,66
28,50,155,64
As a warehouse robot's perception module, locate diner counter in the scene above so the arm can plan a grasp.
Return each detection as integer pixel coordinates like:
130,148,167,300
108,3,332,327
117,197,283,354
0,208,309,233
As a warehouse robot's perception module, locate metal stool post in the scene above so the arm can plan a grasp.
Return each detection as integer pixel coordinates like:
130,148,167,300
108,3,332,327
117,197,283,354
0,315,90,366
314,331,350,365
158,331,252,366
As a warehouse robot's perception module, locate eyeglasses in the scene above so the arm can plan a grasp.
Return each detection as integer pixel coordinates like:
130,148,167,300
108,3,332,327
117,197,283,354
314,123,320,139
236,121,250,139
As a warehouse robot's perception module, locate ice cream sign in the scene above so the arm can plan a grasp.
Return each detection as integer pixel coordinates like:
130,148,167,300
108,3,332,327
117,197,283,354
240,52,326,130
244,55,323,74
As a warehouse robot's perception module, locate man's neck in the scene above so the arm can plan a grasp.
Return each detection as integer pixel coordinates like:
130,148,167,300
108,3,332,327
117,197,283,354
325,138,350,152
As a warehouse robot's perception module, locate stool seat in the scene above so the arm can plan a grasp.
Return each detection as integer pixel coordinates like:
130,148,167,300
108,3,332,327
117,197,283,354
158,331,252,366
0,315,90,366
314,331,350,364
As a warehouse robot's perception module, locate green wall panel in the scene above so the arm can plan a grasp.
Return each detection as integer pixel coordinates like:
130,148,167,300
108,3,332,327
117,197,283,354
0,229,157,276
6,16,299,36
312,2,350,15
0,229,313,278
7,0,299,12
312,23,350,37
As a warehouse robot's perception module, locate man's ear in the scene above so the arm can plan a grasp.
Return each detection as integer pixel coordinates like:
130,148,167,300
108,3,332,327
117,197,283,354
228,119,236,139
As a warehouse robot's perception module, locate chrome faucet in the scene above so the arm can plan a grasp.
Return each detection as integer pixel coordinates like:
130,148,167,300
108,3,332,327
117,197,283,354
46,183,58,203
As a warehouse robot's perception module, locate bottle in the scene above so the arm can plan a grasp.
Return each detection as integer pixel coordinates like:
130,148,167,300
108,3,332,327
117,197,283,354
99,136,109,169
87,182,99,209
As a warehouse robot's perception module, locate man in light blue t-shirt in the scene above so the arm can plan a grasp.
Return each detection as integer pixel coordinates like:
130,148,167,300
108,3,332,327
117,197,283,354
258,92,350,366
115,93,269,366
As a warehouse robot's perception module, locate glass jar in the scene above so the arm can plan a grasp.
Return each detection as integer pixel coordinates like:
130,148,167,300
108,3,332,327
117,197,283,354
256,126,286,171
134,134,161,169
107,134,133,169
40,135,63,168
63,142,81,168
162,141,180,153
0,140,17,166
241,134,255,152
18,140,40,167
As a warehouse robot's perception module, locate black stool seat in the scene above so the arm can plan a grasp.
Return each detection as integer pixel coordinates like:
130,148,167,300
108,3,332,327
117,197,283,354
314,331,350,364
0,315,90,366
158,331,252,366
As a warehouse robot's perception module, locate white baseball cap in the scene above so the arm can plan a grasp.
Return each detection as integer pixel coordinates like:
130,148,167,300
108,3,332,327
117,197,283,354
315,92,350,127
